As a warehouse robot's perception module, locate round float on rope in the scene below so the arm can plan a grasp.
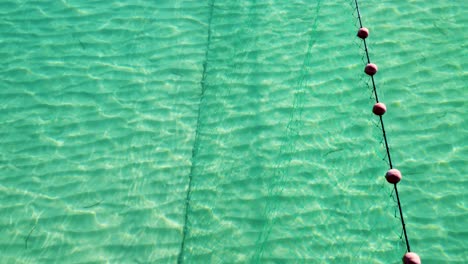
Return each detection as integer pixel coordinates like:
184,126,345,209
365,63,378,76
373,102,387,116
386,169,402,184
402,252,421,264
357,27,369,39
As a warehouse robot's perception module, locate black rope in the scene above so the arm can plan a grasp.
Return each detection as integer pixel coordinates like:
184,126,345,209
353,0,411,253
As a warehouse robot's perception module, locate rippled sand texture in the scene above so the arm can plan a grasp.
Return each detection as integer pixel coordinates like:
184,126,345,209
0,0,466,263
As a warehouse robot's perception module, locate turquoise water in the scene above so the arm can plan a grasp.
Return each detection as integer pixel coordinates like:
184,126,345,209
0,0,466,263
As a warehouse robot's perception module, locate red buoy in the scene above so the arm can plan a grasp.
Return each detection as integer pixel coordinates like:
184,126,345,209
357,27,369,39
373,102,387,116
365,63,378,76
386,169,402,184
402,252,421,264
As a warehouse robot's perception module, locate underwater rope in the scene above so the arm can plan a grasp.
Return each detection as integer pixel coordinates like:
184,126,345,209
252,2,322,261
177,1,215,263
352,1,421,263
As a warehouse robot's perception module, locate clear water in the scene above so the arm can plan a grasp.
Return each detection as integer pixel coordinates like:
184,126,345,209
0,0,466,263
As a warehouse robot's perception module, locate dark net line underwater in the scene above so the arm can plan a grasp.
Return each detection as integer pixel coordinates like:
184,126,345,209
251,1,323,262
176,1,329,263
177,1,216,263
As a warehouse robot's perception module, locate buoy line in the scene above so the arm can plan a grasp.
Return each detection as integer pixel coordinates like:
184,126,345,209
352,1,421,263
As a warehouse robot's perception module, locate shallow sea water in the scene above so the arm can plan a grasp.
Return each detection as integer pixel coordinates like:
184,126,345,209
0,0,466,263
